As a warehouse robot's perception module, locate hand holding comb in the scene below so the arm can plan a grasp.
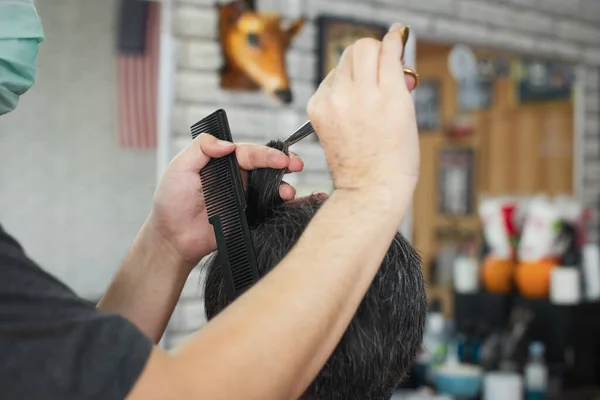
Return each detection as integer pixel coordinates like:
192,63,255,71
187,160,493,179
191,110,259,300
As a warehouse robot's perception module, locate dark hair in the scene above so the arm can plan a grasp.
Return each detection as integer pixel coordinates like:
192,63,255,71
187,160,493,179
203,140,427,400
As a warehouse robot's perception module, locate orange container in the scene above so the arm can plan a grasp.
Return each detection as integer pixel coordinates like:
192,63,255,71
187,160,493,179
515,259,558,299
481,256,515,294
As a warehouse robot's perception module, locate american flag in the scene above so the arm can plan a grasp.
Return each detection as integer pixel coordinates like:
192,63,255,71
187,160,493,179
116,0,160,149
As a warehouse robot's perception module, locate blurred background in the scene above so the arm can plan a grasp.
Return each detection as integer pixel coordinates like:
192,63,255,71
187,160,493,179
0,0,599,398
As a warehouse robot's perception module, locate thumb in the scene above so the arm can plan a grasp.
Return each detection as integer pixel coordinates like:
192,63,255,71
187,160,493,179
171,133,235,172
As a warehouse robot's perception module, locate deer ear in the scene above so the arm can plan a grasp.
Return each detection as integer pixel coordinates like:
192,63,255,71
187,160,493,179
286,17,305,39
218,0,246,25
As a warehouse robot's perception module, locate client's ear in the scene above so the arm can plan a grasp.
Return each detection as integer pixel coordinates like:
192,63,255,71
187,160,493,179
246,140,289,227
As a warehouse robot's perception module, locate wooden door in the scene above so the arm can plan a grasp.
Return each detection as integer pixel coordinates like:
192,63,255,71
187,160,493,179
413,42,574,316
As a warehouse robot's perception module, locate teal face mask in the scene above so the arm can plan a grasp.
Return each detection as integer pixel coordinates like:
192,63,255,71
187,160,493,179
0,0,45,116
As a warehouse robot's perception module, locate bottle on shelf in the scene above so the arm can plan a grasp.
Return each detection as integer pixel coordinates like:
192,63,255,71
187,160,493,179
524,341,548,400
419,300,448,384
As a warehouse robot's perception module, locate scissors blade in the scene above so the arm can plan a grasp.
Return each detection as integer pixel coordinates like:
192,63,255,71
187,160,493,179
285,120,315,147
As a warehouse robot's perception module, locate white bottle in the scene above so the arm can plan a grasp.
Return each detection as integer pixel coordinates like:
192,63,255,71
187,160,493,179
420,309,447,384
524,342,548,400
583,244,600,300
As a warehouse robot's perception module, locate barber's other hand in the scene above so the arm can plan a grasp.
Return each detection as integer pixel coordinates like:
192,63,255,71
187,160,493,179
147,134,304,268
307,24,419,199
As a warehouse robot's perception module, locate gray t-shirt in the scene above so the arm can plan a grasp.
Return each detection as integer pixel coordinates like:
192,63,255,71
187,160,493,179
0,224,152,399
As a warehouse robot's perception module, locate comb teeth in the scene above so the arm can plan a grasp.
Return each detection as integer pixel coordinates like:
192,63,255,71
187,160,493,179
192,109,259,297
192,118,222,140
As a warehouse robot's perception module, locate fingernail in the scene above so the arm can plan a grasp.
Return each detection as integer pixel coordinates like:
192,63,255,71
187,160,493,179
217,140,232,146
388,23,403,33
388,24,410,46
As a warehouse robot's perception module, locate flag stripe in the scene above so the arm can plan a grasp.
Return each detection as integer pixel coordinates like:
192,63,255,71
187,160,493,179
116,2,160,149
147,2,159,149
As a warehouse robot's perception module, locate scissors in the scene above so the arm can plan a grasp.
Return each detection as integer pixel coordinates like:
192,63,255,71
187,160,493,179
284,25,417,147
284,120,315,147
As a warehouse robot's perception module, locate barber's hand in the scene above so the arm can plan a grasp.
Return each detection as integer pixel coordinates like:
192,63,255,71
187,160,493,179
307,24,419,198
147,134,305,268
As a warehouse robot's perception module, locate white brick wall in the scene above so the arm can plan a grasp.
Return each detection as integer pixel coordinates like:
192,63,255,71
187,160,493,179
513,11,554,35
584,47,600,65
163,0,600,346
557,20,600,44
459,1,514,26
584,66,600,210
535,0,582,17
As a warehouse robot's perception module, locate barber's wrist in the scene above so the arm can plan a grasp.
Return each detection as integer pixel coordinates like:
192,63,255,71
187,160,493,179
332,179,416,222
137,218,197,275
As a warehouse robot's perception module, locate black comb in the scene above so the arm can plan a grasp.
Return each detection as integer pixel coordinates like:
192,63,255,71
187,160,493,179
191,109,259,300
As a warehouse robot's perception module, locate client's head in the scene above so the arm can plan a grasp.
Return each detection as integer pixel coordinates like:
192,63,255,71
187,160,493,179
203,140,427,400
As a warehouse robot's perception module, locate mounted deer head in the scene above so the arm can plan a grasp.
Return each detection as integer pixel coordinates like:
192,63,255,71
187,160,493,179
218,0,304,104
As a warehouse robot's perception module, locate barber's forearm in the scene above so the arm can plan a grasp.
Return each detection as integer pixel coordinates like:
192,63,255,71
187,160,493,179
166,185,414,399
97,220,194,343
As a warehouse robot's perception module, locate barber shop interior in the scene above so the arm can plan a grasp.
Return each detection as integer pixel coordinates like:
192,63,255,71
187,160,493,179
1,0,600,399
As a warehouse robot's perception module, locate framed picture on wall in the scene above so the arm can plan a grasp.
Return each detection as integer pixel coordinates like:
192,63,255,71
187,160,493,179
513,59,576,104
438,147,475,216
457,78,493,111
456,58,502,111
414,79,441,132
315,15,387,86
